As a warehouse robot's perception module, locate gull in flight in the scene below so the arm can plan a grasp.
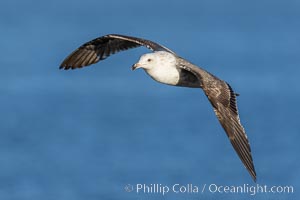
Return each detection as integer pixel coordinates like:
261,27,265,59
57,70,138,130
60,34,256,181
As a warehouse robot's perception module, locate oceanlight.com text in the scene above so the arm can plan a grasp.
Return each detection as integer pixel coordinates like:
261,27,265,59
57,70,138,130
124,183,294,196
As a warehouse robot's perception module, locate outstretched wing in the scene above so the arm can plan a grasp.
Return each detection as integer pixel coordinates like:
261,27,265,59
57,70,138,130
205,81,256,181
60,34,175,70
178,63,256,181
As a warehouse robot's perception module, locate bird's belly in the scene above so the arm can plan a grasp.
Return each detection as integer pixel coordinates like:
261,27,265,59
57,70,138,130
145,67,180,86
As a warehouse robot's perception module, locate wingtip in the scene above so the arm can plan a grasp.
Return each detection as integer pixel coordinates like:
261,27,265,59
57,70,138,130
251,171,257,183
59,63,73,70
59,64,68,70
251,175,257,183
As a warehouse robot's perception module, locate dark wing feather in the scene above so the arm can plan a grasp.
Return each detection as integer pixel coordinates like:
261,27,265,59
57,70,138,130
204,81,256,181
60,34,175,70
178,63,256,181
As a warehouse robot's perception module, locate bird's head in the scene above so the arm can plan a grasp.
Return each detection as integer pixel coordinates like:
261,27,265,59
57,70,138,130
131,51,176,71
131,53,158,71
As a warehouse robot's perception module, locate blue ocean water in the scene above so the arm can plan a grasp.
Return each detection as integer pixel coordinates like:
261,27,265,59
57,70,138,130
1,0,299,199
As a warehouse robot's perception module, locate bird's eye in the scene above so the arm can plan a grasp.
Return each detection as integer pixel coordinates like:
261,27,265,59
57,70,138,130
147,58,152,62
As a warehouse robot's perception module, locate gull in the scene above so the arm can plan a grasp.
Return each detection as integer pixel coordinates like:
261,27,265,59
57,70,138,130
60,34,256,181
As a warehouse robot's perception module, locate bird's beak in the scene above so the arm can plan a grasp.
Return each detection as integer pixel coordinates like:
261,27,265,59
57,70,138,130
131,63,142,71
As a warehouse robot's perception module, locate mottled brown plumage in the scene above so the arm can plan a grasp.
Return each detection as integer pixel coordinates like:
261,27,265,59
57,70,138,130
60,34,256,181
60,34,175,70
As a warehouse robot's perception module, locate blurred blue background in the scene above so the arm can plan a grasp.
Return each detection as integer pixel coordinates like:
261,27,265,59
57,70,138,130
1,0,299,199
